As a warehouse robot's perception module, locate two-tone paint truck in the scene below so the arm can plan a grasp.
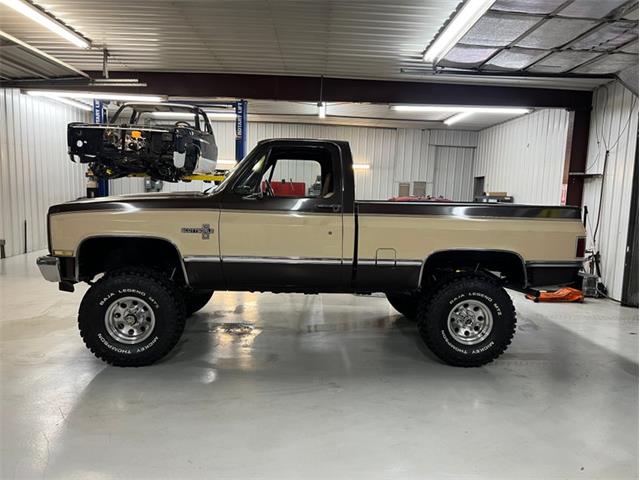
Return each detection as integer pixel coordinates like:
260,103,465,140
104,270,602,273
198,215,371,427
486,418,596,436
38,139,586,367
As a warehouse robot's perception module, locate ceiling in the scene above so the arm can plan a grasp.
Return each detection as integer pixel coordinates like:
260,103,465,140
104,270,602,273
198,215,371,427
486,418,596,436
0,0,462,79
432,0,638,78
0,0,636,130
0,0,636,90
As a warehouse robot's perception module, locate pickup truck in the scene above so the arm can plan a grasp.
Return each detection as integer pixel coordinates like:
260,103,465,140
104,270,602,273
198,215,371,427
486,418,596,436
38,139,586,368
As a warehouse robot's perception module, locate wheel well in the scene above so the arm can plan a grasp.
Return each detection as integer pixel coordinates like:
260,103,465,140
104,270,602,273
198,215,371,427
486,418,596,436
420,250,526,289
77,237,187,284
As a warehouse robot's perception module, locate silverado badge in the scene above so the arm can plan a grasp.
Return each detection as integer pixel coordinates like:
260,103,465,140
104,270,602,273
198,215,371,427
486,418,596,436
181,224,212,240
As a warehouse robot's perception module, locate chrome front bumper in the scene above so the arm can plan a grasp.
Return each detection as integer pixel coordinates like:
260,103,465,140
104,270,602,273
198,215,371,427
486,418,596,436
37,256,61,282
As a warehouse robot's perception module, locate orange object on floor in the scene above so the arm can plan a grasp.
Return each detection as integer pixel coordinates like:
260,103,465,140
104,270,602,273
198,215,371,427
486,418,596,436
525,287,584,303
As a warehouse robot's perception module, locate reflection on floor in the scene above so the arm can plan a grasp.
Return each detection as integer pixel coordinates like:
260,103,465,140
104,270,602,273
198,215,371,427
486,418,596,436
1,251,638,479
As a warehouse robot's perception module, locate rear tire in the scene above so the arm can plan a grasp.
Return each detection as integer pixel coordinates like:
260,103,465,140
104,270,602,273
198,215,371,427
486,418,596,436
184,289,214,316
386,292,420,319
417,274,516,367
78,269,186,367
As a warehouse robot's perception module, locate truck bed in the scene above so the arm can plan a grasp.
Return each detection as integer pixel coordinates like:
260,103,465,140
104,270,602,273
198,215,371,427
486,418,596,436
353,200,584,290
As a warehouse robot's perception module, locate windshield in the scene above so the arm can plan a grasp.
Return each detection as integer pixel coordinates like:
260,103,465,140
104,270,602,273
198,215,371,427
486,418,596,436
109,104,211,133
208,160,243,194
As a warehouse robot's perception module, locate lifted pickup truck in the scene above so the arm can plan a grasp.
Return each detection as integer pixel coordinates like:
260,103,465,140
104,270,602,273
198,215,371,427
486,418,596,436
38,139,586,367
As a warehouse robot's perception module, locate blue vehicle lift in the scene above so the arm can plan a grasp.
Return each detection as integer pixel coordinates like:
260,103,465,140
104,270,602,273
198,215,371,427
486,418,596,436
93,99,248,197
92,99,110,197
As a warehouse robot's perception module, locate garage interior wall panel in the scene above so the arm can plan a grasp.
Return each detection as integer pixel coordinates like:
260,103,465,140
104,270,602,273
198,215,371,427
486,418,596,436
582,81,638,300
474,109,571,204
0,89,89,257
433,146,475,201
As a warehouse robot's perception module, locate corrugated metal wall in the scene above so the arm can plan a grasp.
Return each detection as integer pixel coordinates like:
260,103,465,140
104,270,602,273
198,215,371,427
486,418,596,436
0,89,89,257
582,81,638,300
433,146,475,201
111,124,478,201
474,109,571,204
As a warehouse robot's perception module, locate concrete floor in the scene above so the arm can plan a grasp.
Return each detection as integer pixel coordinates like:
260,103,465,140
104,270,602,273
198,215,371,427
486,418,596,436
0,251,638,480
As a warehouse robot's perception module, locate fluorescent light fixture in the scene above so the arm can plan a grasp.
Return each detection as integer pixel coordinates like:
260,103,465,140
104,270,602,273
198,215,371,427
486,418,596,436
423,0,495,64
318,102,326,119
149,112,193,119
352,163,370,170
217,160,237,165
25,90,164,102
392,105,529,115
40,95,92,111
206,112,236,120
92,78,141,83
149,111,235,120
1,0,90,48
444,111,473,126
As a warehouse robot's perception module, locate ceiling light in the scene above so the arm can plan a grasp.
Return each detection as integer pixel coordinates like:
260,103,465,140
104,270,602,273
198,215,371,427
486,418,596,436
217,160,237,165
148,111,235,121
318,102,326,119
423,0,496,64
149,112,194,119
353,163,370,170
92,78,141,83
206,112,236,120
391,105,530,115
444,112,473,126
1,0,90,48
25,90,165,102
40,95,92,111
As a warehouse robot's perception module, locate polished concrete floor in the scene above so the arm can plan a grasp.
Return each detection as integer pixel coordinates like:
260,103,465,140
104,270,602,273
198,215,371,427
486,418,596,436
0,251,638,479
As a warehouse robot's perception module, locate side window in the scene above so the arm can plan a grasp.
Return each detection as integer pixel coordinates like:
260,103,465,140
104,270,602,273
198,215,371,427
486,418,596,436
233,147,336,199
270,159,323,198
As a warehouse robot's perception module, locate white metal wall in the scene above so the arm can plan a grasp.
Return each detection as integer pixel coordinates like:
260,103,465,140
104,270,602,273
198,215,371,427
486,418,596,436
0,89,89,257
433,146,475,201
474,109,571,204
582,81,638,300
112,124,478,201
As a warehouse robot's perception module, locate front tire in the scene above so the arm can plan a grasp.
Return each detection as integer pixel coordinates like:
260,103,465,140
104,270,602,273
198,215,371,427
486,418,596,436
417,274,516,367
78,269,186,367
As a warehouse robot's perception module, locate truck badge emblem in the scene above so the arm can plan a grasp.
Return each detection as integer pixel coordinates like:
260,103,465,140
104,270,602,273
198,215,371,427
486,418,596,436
181,224,212,240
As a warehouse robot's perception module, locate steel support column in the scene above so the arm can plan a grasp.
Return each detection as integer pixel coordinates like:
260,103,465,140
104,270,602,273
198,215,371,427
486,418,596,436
565,108,591,207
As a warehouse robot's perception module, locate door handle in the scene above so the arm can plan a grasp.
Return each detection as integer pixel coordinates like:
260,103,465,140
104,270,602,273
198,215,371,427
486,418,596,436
316,204,341,213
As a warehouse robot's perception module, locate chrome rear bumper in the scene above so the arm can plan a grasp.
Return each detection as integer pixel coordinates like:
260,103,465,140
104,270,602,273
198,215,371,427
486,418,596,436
37,256,61,282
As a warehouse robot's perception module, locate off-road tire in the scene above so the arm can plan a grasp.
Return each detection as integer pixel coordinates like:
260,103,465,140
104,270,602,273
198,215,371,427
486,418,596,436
184,289,214,316
386,292,420,319
417,274,516,367
78,269,187,367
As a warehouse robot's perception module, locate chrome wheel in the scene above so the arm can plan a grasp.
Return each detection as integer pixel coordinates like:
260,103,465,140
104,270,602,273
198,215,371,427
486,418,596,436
104,296,156,344
447,299,493,345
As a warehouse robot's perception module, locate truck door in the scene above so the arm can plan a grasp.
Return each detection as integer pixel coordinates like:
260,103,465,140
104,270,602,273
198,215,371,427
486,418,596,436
219,142,349,291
